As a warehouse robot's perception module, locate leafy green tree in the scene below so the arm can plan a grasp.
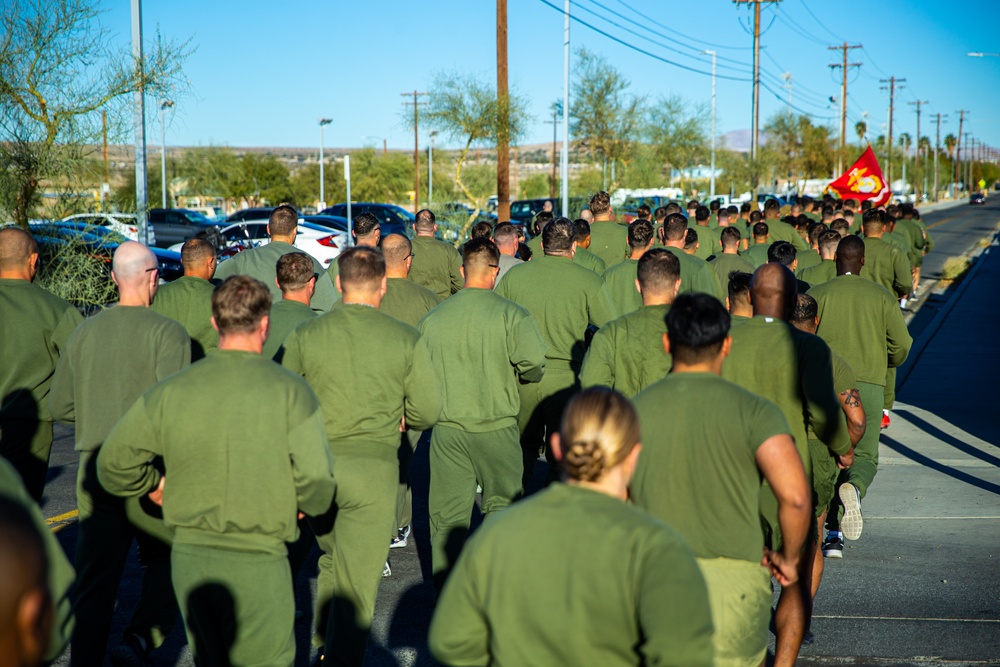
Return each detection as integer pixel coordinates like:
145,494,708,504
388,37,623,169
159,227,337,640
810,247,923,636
646,95,708,192
517,173,549,200
0,0,190,227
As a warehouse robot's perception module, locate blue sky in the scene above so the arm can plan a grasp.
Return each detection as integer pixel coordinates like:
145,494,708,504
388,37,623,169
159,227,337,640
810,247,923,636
105,0,1000,153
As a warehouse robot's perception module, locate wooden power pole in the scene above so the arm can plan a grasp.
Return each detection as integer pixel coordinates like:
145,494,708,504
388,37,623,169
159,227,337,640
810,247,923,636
496,0,510,222
932,112,947,202
880,76,905,187
828,43,862,174
908,100,928,201
954,110,967,193
401,91,429,214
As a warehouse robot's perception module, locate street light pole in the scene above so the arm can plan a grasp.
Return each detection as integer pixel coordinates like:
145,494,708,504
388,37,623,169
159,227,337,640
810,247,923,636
701,50,717,198
131,0,149,245
159,100,173,209
318,118,332,211
429,130,437,207
561,0,570,218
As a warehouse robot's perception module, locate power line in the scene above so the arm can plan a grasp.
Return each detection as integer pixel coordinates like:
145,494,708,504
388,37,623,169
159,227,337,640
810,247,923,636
795,0,844,42
612,0,756,50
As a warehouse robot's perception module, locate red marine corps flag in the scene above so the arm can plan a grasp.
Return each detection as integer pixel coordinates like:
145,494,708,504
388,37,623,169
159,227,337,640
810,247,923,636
828,145,891,206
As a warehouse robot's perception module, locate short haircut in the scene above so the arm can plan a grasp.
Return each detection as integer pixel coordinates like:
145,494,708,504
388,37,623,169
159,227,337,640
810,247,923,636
654,206,668,222
470,221,493,240
740,201,752,214
180,238,215,265
752,221,769,238
275,252,315,292
717,208,731,221
844,198,859,211
572,219,591,241
268,204,299,237
885,204,900,219
860,199,873,212
380,233,412,268
830,219,851,237
636,204,651,219
559,387,639,483
767,241,796,267
589,191,611,216
627,219,654,249
728,271,752,309
762,198,780,212
709,199,721,212
462,236,500,270
338,245,386,291
695,205,710,223
684,227,699,251
663,213,688,242
0,227,38,271
665,292,731,365
664,202,681,215
534,210,554,235
353,211,380,238
837,235,865,262
493,222,518,246
862,209,885,233
415,208,436,232
807,222,828,245
686,199,700,210
749,210,763,224
636,247,680,293
212,275,272,335
542,217,576,253
818,230,842,255
727,205,739,216
720,226,741,248
791,293,818,324
821,205,835,218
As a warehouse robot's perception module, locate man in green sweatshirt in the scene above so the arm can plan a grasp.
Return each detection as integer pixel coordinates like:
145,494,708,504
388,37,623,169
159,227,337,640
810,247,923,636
281,246,442,666
601,219,654,316
794,223,825,276
581,249,680,398
709,226,754,287
311,211,382,312
410,209,463,300
214,204,323,301
658,213,725,301
763,203,810,252
744,221,772,268
97,275,335,667
860,210,911,299
493,222,524,285
571,219,608,274
799,230,841,287
418,238,547,585
262,252,318,362
808,236,912,548
49,242,190,667
721,264,853,667
0,227,83,502
586,191,629,267
727,271,754,323
151,237,219,360
631,293,810,667
496,218,617,486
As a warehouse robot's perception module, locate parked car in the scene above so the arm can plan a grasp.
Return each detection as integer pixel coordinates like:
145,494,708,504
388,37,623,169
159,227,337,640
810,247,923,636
61,212,154,244
147,208,219,248
319,203,414,238
969,192,986,205
175,220,348,267
225,207,275,223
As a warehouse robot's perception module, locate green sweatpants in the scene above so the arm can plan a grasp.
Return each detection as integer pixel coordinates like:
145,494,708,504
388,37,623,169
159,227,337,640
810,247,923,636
809,437,840,519
846,381,883,498
429,423,522,581
72,450,178,665
309,453,397,666
0,418,53,503
883,367,897,411
172,544,294,667
393,429,424,536
516,368,578,486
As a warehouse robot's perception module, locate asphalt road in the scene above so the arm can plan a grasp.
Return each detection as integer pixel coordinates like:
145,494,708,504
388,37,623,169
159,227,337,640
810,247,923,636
41,196,1000,666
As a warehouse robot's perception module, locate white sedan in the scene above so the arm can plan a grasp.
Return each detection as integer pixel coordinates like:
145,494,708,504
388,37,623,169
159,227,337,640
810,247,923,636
169,220,348,267
62,213,156,245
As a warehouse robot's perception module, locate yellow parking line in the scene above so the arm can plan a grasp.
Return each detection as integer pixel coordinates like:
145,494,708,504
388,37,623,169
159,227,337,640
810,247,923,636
46,509,78,532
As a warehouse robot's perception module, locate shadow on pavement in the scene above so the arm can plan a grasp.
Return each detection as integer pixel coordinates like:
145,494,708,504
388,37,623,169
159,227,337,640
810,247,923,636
892,410,1000,468
881,435,1000,496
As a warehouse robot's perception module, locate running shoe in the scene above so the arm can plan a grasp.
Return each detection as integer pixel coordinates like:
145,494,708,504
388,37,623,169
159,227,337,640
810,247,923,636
822,533,844,558
382,559,392,578
881,411,891,429
390,525,410,549
839,483,864,540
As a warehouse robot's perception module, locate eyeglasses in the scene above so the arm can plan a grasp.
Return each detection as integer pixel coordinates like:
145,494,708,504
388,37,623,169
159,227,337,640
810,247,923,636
488,264,500,268
144,267,159,274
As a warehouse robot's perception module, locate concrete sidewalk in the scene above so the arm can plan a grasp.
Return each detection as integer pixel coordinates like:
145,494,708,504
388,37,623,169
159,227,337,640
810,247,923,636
800,238,1000,664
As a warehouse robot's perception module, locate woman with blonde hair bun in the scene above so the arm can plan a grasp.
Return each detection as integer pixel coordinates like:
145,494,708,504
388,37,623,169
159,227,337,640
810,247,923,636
429,387,714,667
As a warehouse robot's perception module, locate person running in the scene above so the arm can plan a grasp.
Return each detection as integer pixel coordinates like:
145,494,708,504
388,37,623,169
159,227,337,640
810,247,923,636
744,221,771,268
261,252,318,362
658,214,724,301
720,264,852,667
631,293,810,667
429,388,714,667
49,242,190,667
799,230,841,287
496,218,616,486
808,236,912,554
586,191,629,267
709,226,754,287
572,219,608,274
580,249,681,398
151,237,219,360
492,222,523,285
0,227,83,502
281,246,441,666
860,210,911,300
408,209,463,300
602,219,655,315
97,275,336,667
727,271,754,322
418,237,547,586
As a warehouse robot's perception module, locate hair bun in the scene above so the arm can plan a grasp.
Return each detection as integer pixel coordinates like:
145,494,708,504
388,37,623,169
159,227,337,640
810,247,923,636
564,439,606,483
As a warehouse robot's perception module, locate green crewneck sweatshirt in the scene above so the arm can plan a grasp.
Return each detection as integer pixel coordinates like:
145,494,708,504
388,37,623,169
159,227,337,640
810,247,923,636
587,221,629,267
262,298,317,362
97,350,335,555
410,236,463,300
580,304,672,398
381,276,441,327
214,241,323,300
663,247,724,301
602,258,642,315
418,288,546,432
151,275,218,360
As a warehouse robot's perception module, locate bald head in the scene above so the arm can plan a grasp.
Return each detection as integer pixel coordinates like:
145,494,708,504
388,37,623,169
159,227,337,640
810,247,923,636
381,234,413,278
750,263,797,320
0,228,39,280
112,242,159,306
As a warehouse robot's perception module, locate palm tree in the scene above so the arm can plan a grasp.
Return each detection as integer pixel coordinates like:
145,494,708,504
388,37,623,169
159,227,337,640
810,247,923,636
897,132,912,156
855,120,867,145
944,133,957,159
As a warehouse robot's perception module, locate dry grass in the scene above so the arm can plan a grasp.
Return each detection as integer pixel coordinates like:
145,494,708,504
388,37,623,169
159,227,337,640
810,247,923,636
940,256,971,282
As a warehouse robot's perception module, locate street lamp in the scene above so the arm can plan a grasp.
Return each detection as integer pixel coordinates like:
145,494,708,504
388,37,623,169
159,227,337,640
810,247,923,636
429,130,438,208
159,100,173,209
701,50,717,198
318,118,332,210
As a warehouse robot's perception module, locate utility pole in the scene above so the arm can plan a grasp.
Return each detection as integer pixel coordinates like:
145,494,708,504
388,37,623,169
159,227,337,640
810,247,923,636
829,43,862,173
703,50,718,198
879,76,905,188
561,0,570,217
496,0,510,222
401,91,429,214
932,113,946,202
954,110,967,194
734,0,780,202
546,108,560,198
964,133,971,189
131,0,150,245
908,100,927,201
